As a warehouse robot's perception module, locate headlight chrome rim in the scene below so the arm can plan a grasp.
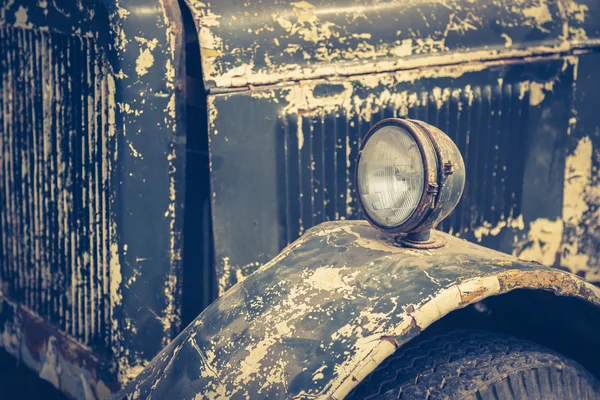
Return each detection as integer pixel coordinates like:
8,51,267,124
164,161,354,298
356,118,466,248
356,118,440,235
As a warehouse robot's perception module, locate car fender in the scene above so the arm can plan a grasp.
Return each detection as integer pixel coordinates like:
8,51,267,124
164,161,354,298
118,221,600,399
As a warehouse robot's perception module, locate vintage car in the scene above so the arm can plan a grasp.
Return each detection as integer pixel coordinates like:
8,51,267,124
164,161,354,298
1,0,600,399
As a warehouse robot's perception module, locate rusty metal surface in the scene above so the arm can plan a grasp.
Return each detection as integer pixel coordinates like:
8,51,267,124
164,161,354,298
0,294,117,399
118,220,600,399
0,0,186,395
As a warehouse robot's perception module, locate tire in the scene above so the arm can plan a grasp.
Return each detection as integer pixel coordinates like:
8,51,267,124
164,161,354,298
347,330,600,400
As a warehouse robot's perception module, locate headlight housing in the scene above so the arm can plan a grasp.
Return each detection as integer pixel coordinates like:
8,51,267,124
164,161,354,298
356,118,465,248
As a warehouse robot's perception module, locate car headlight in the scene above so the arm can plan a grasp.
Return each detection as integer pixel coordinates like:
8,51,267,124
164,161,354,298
356,118,465,248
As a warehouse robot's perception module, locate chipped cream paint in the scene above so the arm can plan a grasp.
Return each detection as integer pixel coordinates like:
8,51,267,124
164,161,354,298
211,38,562,89
515,218,564,267
473,214,525,242
110,2,131,52
306,266,354,292
330,269,598,399
122,364,146,382
296,115,304,150
282,81,353,115
561,136,598,276
185,0,591,91
273,3,336,44
127,142,143,159
522,0,553,27
134,37,159,77
1,0,185,394
0,296,117,399
39,336,61,389
500,33,513,48
563,136,592,224
0,17,126,393
191,2,224,79
122,221,600,398
265,55,536,122
211,52,592,289
218,256,232,294
13,5,32,28
528,80,555,106
472,132,597,275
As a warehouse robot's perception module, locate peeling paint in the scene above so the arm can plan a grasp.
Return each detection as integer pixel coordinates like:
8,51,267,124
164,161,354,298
561,136,599,276
306,266,354,292
563,136,592,224
517,218,564,267
1,0,186,396
134,37,159,77
182,0,597,90
528,80,554,106
13,5,32,28
473,215,525,242
121,221,600,399
523,0,553,27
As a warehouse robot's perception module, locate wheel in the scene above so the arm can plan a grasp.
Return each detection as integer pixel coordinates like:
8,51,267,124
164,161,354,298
347,330,600,400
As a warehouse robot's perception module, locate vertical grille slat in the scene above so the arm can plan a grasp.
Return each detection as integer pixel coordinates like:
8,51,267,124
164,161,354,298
281,81,531,244
0,26,116,356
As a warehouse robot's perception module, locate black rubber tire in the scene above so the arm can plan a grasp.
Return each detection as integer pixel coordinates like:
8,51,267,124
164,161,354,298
347,330,600,400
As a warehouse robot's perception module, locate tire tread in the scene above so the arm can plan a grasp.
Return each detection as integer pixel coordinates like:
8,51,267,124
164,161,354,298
347,330,600,400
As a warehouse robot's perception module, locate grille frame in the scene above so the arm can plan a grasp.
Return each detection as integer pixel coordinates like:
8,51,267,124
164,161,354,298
0,24,117,355
0,0,187,396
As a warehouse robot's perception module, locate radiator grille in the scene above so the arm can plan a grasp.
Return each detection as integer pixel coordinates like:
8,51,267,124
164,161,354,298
278,82,531,243
0,26,116,354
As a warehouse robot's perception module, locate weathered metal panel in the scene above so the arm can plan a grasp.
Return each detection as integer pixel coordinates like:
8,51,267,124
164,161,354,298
0,295,118,399
0,25,116,354
0,0,187,395
560,51,600,281
117,220,600,399
209,57,581,292
185,0,598,89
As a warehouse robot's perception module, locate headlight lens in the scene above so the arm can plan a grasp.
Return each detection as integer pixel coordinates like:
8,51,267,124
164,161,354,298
357,125,425,228
356,118,465,245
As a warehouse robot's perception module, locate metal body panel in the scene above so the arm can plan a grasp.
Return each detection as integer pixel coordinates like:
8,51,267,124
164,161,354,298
119,220,600,399
562,51,600,281
0,0,186,396
186,0,590,89
199,0,600,290
208,55,596,292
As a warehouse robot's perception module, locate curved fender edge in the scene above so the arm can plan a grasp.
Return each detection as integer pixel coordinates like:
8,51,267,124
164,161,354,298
116,221,600,400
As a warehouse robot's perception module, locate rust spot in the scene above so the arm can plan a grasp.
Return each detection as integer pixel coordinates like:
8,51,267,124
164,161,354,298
458,286,487,307
496,269,565,291
496,269,600,305
20,312,46,362
409,315,418,328
20,307,100,376
379,336,399,349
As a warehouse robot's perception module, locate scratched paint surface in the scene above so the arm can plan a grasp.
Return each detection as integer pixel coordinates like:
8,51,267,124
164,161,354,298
119,220,600,399
186,0,578,89
208,55,587,292
198,0,600,291
0,0,186,397
0,24,117,353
